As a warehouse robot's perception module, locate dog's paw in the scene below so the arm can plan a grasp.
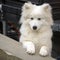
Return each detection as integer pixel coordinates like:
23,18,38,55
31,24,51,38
23,41,35,54
26,46,35,54
39,46,48,56
26,42,35,54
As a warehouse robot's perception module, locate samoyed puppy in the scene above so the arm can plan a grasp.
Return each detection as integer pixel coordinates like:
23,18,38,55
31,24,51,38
19,2,53,56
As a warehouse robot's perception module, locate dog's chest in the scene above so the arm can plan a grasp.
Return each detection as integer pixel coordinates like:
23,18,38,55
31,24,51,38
26,32,41,43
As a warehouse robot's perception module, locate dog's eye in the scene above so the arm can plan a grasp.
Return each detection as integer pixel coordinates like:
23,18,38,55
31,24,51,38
31,17,34,20
38,18,41,20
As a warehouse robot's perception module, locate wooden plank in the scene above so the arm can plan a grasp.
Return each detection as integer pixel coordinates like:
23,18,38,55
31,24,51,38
0,34,56,60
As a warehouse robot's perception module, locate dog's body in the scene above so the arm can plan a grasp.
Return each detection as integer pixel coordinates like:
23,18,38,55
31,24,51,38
19,2,53,56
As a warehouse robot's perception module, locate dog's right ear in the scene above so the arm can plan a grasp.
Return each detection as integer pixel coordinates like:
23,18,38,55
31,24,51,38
19,2,33,24
22,2,33,11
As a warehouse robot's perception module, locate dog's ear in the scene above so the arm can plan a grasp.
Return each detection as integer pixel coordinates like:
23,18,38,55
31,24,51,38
42,3,53,26
22,2,33,11
19,2,33,24
42,3,52,12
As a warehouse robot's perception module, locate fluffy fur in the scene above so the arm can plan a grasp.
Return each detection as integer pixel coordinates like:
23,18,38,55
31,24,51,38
19,2,53,56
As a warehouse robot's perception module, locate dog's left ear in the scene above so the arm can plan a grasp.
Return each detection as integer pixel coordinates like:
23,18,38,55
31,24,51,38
42,3,53,26
42,3,52,12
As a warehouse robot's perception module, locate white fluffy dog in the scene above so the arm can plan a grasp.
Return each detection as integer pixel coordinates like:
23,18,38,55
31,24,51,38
19,2,53,56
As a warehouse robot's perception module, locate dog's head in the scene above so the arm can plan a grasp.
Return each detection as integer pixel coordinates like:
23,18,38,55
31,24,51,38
20,2,53,31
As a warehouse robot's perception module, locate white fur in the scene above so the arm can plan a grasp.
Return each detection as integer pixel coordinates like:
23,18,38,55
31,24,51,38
19,2,53,56
29,19,43,30
23,41,35,54
39,46,49,56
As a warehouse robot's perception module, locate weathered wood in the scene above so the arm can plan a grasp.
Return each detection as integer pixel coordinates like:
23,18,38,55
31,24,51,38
0,34,56,60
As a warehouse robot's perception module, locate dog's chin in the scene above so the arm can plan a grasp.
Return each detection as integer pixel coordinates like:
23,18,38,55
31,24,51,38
32,29,38,31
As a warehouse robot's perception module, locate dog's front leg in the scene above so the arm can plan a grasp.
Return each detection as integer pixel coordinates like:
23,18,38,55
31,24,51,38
22,41,35,54
39,46,49,56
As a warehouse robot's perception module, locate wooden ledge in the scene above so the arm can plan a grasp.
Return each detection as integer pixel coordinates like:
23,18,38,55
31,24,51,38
0,34,56,60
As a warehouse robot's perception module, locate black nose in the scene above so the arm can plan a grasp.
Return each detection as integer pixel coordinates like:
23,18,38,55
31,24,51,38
33,26,37,30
